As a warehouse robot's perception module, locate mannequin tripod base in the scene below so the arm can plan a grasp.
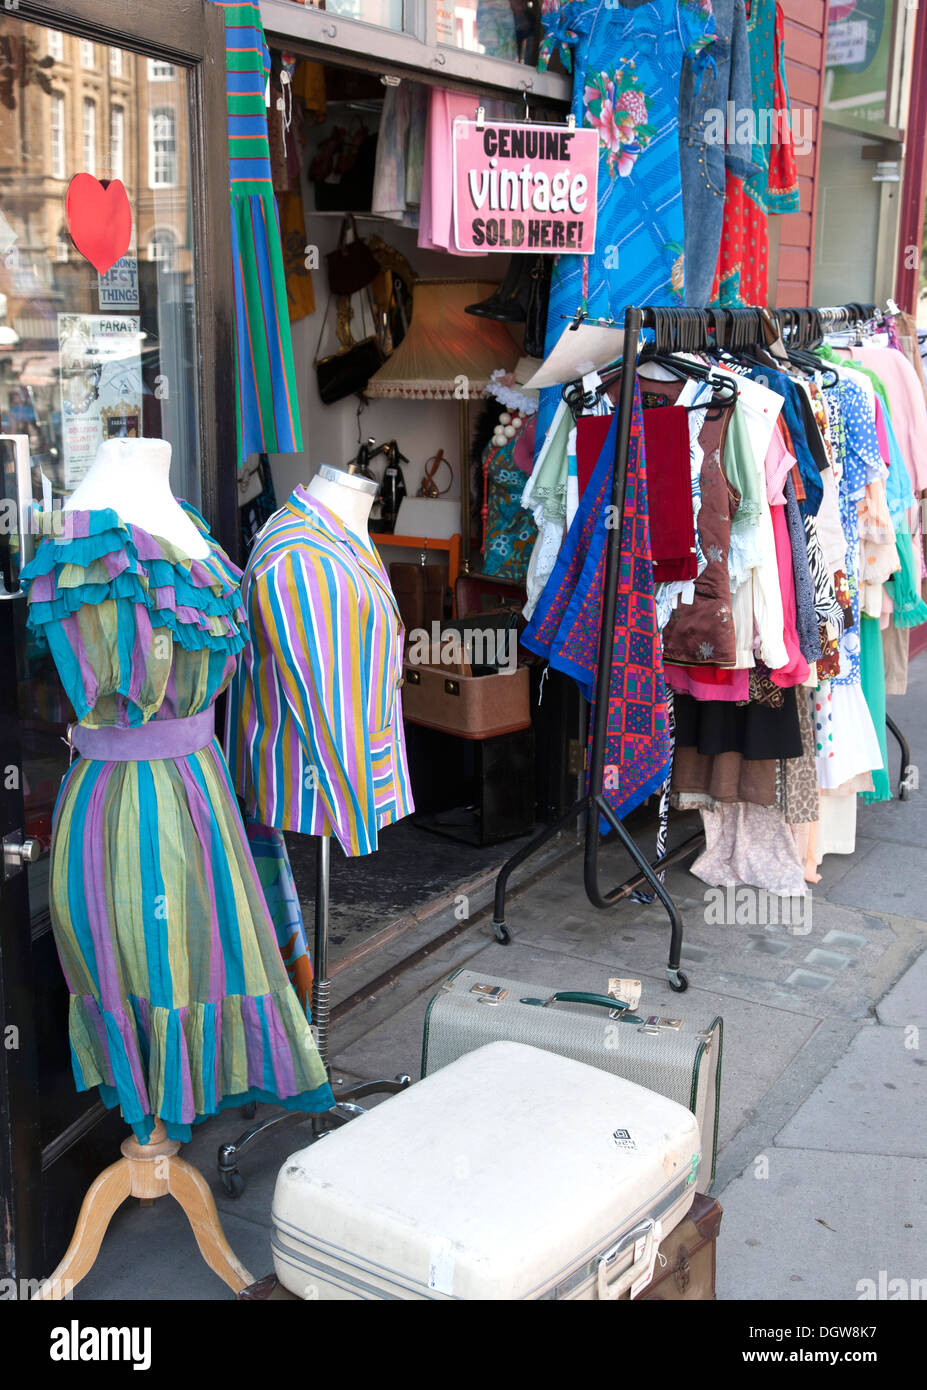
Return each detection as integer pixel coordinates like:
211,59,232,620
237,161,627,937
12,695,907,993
33,1122,253,1298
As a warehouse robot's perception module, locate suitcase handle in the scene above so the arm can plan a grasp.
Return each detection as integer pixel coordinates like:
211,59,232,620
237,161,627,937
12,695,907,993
520,991,641,1019
597,1219,663,1301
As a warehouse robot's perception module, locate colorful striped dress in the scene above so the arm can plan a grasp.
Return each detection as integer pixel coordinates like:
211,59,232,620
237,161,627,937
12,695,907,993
214,0,303,462
225,487,415,857
20,505,333,1143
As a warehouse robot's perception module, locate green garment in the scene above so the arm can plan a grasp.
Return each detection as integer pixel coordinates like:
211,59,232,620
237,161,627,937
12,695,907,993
724,402,764,530
859,613,892,804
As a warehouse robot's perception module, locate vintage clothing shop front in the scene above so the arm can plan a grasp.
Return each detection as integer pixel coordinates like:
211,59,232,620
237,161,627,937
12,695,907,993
1,0,926,1294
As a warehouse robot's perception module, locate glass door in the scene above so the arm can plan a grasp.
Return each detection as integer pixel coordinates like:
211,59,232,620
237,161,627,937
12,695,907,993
0,0,235,1286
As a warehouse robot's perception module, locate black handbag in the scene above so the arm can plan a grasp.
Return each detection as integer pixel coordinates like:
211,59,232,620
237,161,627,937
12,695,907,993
326,214,380,296
314,289,384,406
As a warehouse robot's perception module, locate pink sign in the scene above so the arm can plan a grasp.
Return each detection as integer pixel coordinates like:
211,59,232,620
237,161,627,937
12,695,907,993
453,119,599,256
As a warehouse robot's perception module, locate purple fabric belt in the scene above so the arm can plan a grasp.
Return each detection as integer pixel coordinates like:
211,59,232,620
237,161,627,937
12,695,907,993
70,709,216,762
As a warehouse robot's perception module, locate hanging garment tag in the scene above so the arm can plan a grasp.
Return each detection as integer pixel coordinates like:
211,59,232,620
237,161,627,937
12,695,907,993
608,977,642,1010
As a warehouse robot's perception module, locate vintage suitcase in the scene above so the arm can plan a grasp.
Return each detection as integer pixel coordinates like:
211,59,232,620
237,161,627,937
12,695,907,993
401,661,530,739
422,968,722,1190
624,1192,722,1301
272,1041,702,1300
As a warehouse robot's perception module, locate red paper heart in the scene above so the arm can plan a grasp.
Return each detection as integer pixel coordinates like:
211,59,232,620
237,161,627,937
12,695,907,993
66,175,133,276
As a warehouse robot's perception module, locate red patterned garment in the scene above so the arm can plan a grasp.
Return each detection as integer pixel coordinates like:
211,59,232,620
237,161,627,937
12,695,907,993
711,0,799,306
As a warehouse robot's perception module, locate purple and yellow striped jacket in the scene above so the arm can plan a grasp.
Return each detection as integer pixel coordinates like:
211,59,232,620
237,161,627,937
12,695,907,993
226,487,414,856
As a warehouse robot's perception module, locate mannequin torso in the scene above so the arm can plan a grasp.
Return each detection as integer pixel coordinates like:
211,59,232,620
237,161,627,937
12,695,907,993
65,438,210,559
307,466,377,553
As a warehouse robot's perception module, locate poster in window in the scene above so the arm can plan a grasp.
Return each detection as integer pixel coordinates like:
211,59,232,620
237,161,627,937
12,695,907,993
58,313,143,489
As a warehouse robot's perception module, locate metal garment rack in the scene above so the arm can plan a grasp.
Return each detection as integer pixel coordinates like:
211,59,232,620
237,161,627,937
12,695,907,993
217,838,411,1196
490,303,746,992
490,298,915,988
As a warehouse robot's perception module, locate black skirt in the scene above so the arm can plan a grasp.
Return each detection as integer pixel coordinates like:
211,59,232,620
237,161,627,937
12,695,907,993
673,687,804,761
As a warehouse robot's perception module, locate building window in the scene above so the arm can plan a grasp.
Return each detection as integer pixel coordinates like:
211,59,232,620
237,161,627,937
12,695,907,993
109,48,123,78
110,106,125,182
147,228,177,269
149,108,176,188
47,30,63,62
56,231,70,263
50,92,66,180
147,60,175,82
79,40,95,70
82,97,96,176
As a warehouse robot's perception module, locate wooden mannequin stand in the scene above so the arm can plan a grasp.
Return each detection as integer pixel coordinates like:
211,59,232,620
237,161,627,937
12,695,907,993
34,1121,253,1299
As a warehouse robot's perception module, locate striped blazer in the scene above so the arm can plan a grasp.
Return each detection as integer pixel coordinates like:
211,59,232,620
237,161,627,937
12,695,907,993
226,487,414,856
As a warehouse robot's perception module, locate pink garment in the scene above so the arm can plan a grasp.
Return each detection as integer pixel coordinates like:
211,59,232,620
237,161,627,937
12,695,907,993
852,346,927,491
513,414,537,474
873,396,891,466
665,664,750,702
765,422,796,505
769,502,810,688
419,89,484,256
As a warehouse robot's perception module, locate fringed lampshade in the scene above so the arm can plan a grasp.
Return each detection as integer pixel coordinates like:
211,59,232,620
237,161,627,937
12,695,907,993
365,279,520,567
365,279,520,400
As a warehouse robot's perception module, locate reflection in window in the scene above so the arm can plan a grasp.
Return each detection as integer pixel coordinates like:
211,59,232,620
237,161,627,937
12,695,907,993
110,106,125,181
47,29,63,62
50,92,66,180
148,59,176,81
79,40,95,70
148,227,177,269
82,97,96,176
56,227,70,263
149,108,177,187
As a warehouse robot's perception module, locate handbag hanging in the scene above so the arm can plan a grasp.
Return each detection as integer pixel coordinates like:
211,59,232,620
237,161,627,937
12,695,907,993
314,287,384,406
326,214,381,296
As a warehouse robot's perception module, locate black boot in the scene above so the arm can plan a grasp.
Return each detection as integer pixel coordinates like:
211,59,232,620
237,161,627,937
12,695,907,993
465,254,534,322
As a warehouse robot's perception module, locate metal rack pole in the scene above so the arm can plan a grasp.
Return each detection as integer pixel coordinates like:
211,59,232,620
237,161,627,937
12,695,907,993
217,836,411,1195
492,304,698,992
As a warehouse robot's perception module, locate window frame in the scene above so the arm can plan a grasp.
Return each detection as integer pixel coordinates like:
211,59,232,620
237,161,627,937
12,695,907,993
147,58,176,81
78,37,94,69
149,105,178,189
81,94,96,176
109,103,124,182
49,90,66,180
260,0,570,104
46,28,63,61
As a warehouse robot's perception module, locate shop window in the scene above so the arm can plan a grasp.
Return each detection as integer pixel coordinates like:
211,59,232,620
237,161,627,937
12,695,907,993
149,108,177,188
268,0,563,97
47,29,63,62
82,96,96,177
148,59,176,82
79,40,95,70
148,227,177,269
50,92,66,180
110,105,125,182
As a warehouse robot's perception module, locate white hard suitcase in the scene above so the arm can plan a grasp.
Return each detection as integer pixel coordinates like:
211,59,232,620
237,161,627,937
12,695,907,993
422,968,722,1190
272,1041,701,1301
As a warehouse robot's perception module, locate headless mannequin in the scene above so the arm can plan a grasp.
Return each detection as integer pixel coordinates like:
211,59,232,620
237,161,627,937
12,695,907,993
306,464,377,552
65,437,210,560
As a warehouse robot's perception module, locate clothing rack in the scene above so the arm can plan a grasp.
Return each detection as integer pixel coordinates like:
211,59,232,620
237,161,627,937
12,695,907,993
490,298,914,988
217,839,411,1195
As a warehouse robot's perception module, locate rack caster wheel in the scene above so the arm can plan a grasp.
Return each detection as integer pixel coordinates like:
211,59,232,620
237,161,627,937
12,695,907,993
492,921,511,945
667,970,689,993
240,1101,256,1120
221,1168,245,1199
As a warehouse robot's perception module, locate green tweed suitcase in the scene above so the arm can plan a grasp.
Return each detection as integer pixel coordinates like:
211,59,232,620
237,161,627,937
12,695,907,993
422,968,722,1191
